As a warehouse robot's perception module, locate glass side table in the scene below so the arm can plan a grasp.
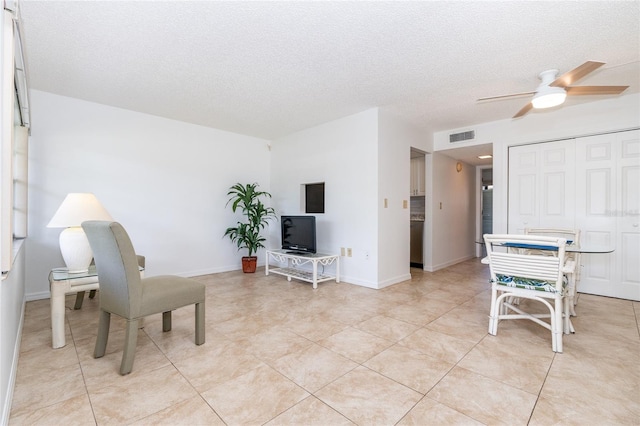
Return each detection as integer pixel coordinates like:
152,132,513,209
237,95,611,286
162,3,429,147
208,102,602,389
48,264,145,349
49,266,100,349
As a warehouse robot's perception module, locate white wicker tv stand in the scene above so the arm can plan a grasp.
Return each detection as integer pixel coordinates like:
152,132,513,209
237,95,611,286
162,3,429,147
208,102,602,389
265,249,340,289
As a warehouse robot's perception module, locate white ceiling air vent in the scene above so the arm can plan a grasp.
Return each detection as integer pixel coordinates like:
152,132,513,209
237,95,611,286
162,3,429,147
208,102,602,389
449,130,475,143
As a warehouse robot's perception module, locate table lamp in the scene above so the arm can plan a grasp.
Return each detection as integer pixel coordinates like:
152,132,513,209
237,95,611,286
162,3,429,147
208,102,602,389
47,193,113,273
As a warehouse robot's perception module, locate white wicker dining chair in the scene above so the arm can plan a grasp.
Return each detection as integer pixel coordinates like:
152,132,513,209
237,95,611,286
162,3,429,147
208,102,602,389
525,228,580,316
483,234,569,353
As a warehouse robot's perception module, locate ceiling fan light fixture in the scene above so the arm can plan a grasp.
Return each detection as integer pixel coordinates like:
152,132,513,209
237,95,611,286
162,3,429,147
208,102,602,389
531,86,567,109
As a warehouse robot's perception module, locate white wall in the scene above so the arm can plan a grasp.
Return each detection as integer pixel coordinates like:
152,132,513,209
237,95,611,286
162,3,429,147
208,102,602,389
434,93,640,237
25,95,442,298
1,243,25,425
269,108,429,288
429,153,476,270
26,90,271,299
270,109,379,287
433,94,640,153
378,110,431,286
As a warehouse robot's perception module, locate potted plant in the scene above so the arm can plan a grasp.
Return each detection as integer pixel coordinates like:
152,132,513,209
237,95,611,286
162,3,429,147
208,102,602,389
224,182,276,273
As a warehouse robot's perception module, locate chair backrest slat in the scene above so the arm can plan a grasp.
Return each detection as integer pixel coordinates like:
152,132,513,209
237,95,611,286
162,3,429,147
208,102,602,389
490,252,561,281
483,234,567,291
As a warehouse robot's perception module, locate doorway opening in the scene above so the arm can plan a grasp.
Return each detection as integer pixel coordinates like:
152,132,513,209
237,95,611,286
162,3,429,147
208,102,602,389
410,148,426,268
477,167,493,257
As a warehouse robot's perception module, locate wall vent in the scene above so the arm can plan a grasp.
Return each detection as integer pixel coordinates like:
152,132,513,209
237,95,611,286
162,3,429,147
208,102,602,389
449,130,475,143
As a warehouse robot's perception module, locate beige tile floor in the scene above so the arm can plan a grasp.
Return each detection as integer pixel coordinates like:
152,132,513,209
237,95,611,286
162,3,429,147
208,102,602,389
9,259,640,425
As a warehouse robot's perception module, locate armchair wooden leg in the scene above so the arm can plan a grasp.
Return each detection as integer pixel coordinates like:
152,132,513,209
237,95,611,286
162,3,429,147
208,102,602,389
94,310,111,358
162,311,172,332
554,298,563,353
195,301,205,345
488,288,498,335
120,319,139,375
563,296,572,335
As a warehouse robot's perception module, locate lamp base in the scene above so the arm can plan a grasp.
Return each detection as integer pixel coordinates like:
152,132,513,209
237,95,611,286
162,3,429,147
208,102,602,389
59,227,93,273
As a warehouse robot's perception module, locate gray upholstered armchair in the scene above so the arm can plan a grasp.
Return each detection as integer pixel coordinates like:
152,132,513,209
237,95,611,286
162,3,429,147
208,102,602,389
82,220,205,375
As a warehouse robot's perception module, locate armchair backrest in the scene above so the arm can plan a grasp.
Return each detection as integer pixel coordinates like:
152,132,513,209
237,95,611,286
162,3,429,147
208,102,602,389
82,221,142,318
483,234,567,292
524,228,580,245
524,228,579,260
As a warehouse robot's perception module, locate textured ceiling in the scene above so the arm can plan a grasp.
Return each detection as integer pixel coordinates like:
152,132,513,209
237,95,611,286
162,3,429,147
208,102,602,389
17,1,640,164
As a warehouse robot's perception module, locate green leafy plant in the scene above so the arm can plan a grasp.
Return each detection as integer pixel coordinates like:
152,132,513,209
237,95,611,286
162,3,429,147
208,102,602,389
224,182,276,257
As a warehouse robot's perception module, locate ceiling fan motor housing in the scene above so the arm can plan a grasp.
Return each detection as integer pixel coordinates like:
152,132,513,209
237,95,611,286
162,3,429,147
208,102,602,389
532,70,567,109
538,69,559,85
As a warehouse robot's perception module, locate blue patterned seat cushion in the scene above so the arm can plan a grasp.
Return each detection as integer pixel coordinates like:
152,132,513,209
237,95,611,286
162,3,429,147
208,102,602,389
493,274,566,293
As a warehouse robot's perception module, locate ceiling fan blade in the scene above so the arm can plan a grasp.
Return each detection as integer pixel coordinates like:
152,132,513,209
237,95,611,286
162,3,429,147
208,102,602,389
566,85,629,95
550,61,605,88
513,102,533,118
477,91,535,102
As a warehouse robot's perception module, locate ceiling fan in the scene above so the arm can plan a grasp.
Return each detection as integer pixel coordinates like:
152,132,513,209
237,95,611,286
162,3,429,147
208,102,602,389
478,61,629,118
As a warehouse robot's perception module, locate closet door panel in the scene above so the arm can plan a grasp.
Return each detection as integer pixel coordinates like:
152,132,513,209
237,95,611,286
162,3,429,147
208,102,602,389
508,146,539,233
621,232,639,286
617,131,640,299
542,172,567,216
509,140,575,233
577,129,640,300
576,133,617,295
539,142,575,229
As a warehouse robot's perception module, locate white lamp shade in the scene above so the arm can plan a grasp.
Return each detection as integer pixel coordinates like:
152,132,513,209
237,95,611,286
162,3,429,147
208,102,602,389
47,193,113,272
47,193,113,228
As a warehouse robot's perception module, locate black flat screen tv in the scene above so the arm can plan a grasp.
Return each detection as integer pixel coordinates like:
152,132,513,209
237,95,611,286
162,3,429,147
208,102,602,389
281,215,316,254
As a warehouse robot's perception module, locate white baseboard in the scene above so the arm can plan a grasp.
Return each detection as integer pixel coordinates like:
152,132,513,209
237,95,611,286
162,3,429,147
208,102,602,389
376,273,413,289
2,295,25,426
25,290,49,301
338,275,377,289
426,254,475,272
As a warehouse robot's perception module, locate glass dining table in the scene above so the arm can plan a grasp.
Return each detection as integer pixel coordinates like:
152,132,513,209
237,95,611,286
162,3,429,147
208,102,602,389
476,240,615,257
477,239,615,333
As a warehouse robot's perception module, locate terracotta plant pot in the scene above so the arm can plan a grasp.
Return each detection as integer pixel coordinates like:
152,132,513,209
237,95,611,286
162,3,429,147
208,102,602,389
241,256,257,273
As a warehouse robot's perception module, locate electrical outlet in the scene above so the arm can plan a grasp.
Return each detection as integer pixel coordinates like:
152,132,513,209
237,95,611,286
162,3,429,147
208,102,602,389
403,200,408,209
384,198,388,208
347,248,352,257
340,247,345,256
364,251,369,260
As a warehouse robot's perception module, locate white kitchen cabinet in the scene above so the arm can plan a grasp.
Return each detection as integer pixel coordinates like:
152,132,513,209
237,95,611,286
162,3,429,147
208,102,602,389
410,156,425,196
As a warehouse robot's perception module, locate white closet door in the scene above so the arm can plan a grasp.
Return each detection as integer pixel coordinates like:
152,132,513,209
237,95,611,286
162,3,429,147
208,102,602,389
618,131,640,300
508,140,575,234
576,130,640,300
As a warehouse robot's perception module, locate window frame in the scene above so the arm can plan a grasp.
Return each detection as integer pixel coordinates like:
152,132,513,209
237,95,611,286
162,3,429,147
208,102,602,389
1,9,29,276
